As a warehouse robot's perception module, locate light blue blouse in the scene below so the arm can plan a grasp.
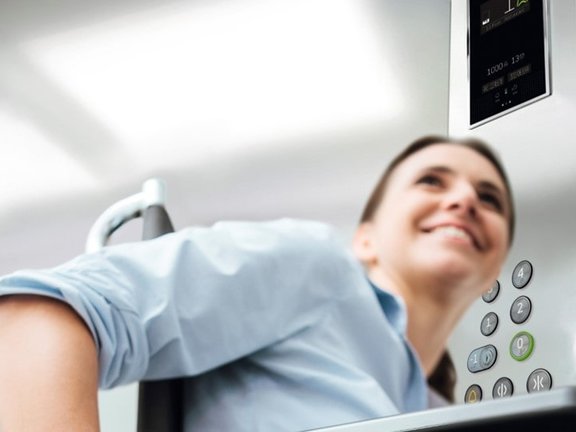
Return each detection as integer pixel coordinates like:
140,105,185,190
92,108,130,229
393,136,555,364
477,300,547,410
0,219,427,431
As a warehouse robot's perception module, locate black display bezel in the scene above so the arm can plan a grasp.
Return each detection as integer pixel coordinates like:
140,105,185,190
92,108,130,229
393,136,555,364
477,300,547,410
468,0,551,128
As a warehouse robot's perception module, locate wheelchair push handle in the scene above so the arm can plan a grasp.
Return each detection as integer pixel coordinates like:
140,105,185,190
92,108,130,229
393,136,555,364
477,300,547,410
85,178,173,253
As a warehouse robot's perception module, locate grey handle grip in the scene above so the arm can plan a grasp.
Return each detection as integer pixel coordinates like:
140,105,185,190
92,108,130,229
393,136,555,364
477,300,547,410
142,205,174,240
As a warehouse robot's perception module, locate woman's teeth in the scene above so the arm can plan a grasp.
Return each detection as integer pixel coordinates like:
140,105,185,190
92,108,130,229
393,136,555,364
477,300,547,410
432,226,472,242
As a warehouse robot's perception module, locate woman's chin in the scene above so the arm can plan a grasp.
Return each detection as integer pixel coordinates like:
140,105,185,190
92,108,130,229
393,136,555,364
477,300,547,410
419,253,479,282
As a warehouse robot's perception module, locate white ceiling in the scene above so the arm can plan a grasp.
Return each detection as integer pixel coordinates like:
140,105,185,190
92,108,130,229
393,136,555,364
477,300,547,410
0,0,451,274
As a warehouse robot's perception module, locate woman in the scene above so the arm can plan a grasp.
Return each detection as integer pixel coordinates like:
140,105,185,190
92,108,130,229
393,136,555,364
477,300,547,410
0,135,514,431
354,135,513,404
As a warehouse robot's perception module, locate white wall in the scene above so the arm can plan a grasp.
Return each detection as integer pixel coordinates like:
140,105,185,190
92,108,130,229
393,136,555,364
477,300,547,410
449,0,576,402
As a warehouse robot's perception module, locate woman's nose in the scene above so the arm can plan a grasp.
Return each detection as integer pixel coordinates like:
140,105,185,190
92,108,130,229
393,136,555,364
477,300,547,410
444,183,478,218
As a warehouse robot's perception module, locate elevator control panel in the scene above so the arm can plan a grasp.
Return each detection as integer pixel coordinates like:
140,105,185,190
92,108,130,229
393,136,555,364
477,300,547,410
461,259,555,404
469,0,550,127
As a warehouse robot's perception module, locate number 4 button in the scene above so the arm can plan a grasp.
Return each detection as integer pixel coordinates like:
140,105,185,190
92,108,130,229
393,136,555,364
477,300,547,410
512,260,533,289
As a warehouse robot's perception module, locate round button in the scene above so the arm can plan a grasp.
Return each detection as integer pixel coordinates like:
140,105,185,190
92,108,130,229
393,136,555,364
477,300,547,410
510,296,532,324
527,368,552,393
480,312,499,336
510,331,534,361
492,377,514,399
465,385,483,404
512,260,533,288
482,280,500,303
467,345,498,373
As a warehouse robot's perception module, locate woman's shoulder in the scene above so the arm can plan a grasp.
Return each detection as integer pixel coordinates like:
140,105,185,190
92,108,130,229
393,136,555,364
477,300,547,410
210,218,338,238
192,217,360,282
182,218,345,255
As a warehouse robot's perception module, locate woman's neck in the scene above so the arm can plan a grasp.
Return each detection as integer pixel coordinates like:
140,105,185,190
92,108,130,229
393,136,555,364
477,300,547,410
368,267,471,377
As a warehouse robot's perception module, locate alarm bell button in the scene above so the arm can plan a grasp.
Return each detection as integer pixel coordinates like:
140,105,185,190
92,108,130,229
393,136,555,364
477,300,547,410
465,385,483,404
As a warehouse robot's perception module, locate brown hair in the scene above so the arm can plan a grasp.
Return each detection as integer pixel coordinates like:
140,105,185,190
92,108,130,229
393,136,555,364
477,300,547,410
428,350,457,402
359,135,515,245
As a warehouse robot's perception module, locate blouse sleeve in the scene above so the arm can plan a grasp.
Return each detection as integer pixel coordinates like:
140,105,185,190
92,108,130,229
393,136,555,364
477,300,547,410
0,219,356,389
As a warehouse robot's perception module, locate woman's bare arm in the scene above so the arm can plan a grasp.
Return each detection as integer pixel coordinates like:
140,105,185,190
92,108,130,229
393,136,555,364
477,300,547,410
0,295,100,432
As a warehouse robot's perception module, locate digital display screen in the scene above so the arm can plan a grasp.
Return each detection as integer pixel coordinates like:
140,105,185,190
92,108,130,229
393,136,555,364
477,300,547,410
469,0,550,127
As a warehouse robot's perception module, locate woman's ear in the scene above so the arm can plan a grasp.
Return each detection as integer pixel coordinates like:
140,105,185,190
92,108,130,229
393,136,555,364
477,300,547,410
352,222,378,266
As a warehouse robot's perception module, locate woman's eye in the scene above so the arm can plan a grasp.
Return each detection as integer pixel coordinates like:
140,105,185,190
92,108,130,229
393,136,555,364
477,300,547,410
417,174,443,187
479,192,503,211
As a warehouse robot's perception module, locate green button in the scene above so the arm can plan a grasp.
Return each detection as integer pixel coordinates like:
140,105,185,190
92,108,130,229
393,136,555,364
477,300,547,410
510,331,534,361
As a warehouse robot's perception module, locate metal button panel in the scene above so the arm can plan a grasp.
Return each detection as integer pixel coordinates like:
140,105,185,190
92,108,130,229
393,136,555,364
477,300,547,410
465,260,553,400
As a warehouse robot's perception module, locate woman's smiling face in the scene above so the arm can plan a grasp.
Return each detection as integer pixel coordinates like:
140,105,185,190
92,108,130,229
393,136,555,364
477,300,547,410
359,143,511,299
